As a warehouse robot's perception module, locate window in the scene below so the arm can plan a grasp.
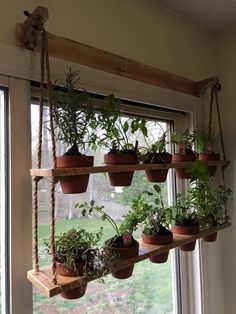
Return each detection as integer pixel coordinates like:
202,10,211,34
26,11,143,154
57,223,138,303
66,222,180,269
31,95,183,314
0,87,10,314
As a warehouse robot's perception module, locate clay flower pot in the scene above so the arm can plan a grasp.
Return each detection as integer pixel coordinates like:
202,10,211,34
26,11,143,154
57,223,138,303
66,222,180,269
104,153,138,186
56,155,94,194
141,231,173,263
145,152,172,182
198,153,220,176
106,240,139,279
56,262,87,299
202,232,218,242
172,224,200,251
172,151,197,179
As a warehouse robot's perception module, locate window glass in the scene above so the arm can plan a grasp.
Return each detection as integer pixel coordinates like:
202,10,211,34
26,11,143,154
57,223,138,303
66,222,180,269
31,102,176,314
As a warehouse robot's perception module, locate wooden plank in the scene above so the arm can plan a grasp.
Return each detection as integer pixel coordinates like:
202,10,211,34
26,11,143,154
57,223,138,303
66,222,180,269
27,223,230,297
194,77,220,96
30,160,230,177
16,6,216,97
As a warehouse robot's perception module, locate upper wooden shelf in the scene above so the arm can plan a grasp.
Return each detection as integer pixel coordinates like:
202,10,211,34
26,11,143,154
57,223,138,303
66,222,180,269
27,222,230,297
30,160,229,178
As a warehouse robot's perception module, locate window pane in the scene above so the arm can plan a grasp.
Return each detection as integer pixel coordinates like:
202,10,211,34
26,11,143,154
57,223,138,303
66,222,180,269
31,103,176,314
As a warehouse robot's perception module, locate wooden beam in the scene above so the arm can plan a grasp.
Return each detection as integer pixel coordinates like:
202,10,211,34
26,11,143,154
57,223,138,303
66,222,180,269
194,77,221,96
30,160,230,177
27,223,230,297
15,6,220,97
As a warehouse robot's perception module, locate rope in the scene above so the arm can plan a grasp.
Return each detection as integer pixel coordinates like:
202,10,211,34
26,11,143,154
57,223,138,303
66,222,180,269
32,177,40,273
43,30,57,168
50,178,57,285
208,87,214,138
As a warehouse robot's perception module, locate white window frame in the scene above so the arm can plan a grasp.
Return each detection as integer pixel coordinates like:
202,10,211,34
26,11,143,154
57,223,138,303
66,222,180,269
1,68,204,314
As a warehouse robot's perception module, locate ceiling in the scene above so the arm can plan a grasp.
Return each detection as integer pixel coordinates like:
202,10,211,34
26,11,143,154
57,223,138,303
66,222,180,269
156,0,236,31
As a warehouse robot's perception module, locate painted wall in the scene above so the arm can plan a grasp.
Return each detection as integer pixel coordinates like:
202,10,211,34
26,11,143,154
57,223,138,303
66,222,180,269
212,25,236,314
0,1,233,314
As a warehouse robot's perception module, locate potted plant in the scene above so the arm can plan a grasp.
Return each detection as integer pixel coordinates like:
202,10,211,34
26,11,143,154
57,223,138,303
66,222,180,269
44,227,103,299
131,184,173,263
190,180,232,242
194,127,220,176
171,129,197,179
95,94,147,186
52,68,96,193
170,193,200,251
140,131,172,182
77,200,140,279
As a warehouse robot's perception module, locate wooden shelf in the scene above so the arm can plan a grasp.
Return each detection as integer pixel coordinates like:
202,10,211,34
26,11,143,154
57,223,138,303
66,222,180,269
27,223,230,297
30,160,229,178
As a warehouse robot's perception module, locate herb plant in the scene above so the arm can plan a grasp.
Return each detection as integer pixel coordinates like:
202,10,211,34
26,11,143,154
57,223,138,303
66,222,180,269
52,68,96,156
194,127,219,153
171,129,195,153
130,184,172,235
94,94,148,153
44,227,103,273
76,200,140,248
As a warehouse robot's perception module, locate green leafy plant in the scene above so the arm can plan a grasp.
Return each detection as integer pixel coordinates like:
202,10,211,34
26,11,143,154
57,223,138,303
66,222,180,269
171,129,195,153
194,127,219,153
94,94,148,153
185,160,210,182
44,227,103,273
76,199,140,248
139,130,170,162
189,180,232,229
130,184,172,235
170,192,199,226
52,68,96,155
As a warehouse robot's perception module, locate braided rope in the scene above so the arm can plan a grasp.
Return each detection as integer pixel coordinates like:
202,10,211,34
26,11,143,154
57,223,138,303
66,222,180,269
42,30,57,168
50,178,57,284
32,176,40,273
208,87,214,138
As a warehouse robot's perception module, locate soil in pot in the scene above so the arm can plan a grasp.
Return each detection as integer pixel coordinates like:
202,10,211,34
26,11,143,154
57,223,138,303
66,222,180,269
56,262,87,299
202,232,218,242
172,221,200,251
141,226,173,263
56,154,94,194
104,152,138,186
198,153,220,176
145,152,172,182
105,236,139,279
172,151,197,179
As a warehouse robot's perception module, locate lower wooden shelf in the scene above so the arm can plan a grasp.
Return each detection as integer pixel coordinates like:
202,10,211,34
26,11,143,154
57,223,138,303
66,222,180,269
27,223,230,298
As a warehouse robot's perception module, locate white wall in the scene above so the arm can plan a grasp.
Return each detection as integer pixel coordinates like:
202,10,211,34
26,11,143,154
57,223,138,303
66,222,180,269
1,1,234,314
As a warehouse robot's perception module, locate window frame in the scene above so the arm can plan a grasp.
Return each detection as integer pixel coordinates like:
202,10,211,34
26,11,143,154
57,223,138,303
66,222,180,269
4,71,204,314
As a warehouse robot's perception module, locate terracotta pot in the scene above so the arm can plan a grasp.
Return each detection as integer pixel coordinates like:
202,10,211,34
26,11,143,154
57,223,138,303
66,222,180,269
172,224,200,251
141,231,173,263
61,282,88,300
198,153,220,176
56,155,94,194
56,261,84,277
202,232,218,242
56,262,87,299
104,153,138,186
145,153,172,182
106,240,139,279
172,152,197,179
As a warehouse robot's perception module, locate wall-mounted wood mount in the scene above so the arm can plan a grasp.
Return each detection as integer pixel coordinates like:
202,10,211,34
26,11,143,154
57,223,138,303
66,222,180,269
16,6,219,97
27,223,230,298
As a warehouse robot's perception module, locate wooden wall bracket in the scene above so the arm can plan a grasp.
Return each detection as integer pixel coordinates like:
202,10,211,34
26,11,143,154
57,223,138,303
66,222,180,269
16,6,219,96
